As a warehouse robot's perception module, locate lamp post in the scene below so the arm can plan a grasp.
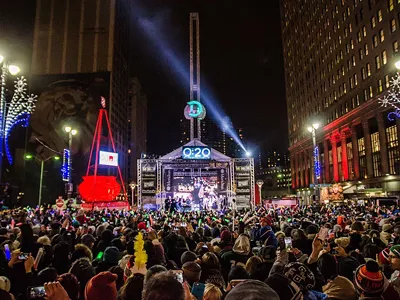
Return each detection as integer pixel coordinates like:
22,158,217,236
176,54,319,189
129,182,136,208
307,123,320,204
64,126,77,199
25,154,60,206
256,179,264,207
0,56,20,183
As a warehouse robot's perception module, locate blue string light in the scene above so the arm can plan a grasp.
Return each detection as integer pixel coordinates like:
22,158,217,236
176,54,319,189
5,113,30,164
61,149,70,182
314,146,321,180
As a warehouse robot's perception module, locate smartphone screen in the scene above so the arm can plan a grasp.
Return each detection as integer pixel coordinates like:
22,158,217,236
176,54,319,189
191,282,206,300
318,227,329,241
172,270,184,283
29,286,46,299
4,244,11,261
284,237,292,250
18,253,29,260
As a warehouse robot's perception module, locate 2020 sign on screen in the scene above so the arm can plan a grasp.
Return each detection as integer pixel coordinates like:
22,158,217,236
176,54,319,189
182,146,211,160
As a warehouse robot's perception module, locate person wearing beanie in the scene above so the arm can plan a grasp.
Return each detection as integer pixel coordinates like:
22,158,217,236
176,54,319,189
138,222,147,231
181,250,198,265
145,265,168,283
354,260,385,299
225,280,279,300
84,271,118,300
265,273,302,300
69,258,96,299
252,216,278,248
182,261,202,287
389,245,400,294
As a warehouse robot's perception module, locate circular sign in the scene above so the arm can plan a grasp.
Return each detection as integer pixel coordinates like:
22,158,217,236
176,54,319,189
56,198,64,208
184,100,206,120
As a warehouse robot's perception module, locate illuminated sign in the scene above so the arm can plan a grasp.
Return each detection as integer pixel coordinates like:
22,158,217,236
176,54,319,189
184,100,206,120
61,149,70,182
99,151,119,166
182,146,211,160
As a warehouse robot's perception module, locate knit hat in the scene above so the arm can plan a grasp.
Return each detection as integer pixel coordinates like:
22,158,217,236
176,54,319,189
138,222,147,231
354,260,384,297
265,273,302,300
335,237,350,249
205,269,225,290
390,245,400,258
69,258,96,289
103,246,121,265
220,230,232,242
233,234,250,255
181,251,198,265
84,271,118,300
260,216,273,226
323,276,357,300
337,256,360,282
378,248,390,265
283,262,315,291
274,231,285,239
0,276,11,292
382,224,393,233
225,280,279,300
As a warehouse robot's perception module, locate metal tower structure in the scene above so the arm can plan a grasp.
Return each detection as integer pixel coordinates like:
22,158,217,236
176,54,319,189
189,12,201,140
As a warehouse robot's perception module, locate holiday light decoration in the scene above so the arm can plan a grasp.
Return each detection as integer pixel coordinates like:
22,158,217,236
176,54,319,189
314,146,321,180
134,232,147,269
61,149,71,182
379,72,400,121
3,76,37,164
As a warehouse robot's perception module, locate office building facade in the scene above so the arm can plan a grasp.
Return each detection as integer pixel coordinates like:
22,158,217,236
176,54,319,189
281,0,400,203
31,0,133,180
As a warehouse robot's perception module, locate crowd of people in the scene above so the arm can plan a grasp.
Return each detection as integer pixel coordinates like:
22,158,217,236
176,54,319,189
1,203,400,299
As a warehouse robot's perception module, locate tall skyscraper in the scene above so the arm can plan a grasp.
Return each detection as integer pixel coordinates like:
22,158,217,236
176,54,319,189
31,0,132,180
128,78,147,182
282,0,400,203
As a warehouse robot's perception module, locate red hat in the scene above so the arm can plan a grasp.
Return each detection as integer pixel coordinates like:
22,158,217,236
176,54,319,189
84,271,117,300
220,230,232,242
379,248,390,265
138,222,147,231
261,216,272,226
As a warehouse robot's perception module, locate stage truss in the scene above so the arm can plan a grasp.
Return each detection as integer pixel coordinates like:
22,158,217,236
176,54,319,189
137,144,255,210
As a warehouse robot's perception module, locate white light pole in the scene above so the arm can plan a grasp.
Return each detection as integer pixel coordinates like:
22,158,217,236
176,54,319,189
25,154,60,206
64,126,77,199
0,56,20,183
129,182,136,208
307,123,320,204
256,179,264,206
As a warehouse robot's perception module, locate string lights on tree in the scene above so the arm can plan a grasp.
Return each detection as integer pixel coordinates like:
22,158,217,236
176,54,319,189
379,72,400,121
3,76,37,164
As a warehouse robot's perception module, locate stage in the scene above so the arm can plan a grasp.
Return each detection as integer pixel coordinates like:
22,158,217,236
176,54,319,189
137,139,255,210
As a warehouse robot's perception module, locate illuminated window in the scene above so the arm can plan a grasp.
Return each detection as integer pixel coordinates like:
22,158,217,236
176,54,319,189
394,41,399,52
379,29,385,42
371,16,376,28
371,132,381,177
359,49,364,60
365,44,369,55
363,26,367,37
347,142,353,179
378,79,383,92
389,0,394,11
358,31,362,42
391,19,397,32
386,125,400,174
369,86,374,98
382,50,387,65
375,55,381,69
373,35,378,47
378,10,383,22
367,63,371,76
385,74,390,88
362,67,367,80
358,137,367,178
354,73,358,86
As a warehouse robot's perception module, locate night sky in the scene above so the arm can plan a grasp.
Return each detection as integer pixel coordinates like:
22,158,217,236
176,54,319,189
0,0,287,159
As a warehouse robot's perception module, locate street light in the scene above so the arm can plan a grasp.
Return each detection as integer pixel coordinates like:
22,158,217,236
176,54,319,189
395,60,400,70
0,56,20,183
25,154,61,206
129,182,137,208
64,125,78,199
307,122,320,205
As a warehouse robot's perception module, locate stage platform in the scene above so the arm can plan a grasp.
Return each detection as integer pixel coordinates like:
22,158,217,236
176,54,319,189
81,201,130,211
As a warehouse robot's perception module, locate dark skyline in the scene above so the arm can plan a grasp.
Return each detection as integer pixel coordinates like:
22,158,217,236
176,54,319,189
1,0,287,157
